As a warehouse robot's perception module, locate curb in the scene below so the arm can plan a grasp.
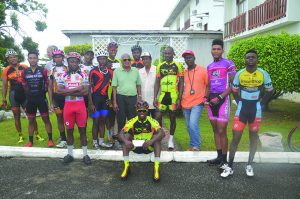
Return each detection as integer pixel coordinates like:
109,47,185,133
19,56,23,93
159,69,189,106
0,146,299,163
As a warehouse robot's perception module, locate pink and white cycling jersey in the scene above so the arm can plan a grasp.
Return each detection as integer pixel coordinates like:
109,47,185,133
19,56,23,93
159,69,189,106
57,71,89,102
207,58,236,93
80,64,94,76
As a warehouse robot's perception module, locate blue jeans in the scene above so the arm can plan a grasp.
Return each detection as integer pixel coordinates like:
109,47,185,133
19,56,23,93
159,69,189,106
183,105,204,148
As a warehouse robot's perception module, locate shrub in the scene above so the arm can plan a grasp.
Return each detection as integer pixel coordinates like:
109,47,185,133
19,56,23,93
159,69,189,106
64,44,92,55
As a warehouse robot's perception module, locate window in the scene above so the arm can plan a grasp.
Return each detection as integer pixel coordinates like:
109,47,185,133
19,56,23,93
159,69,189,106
237,0,247,15
196,0,199,5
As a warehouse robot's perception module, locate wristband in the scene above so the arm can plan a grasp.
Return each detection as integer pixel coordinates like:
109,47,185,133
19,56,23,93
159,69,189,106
217,95,223,101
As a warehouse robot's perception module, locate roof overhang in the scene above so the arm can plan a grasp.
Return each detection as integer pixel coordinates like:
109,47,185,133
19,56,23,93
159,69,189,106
163,0,190,27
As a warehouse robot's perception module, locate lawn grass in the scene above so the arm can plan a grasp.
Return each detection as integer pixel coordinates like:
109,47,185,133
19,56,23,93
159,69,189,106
164,99,300,151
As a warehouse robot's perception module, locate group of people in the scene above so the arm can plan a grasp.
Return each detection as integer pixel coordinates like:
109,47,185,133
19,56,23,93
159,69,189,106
1,38,273,182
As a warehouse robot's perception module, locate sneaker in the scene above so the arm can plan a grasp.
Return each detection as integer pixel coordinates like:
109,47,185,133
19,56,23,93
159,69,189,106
207,157,222,165
188,147,199,151
245,165,254,177
93,143,100,150
47,140,54,147
99,142,113,148
18,136,24,143
56,140,67,148
168,137,174,150
113,141,123,150
120,162,130,180
153,162,160,182
63,154,74,164
35,134,45,141
83,155,92,165
25,142,33,147
219,162,228,171
220,164,233,178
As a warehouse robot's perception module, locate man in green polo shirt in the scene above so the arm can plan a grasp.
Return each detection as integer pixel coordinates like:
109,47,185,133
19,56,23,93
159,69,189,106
112,53,142,132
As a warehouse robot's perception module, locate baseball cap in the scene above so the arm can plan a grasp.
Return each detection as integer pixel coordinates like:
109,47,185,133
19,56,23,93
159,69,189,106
182,50,195,57
141,52,152,58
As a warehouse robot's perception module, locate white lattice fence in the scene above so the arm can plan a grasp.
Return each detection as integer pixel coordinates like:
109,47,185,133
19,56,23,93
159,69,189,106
170,37,187,58
92,37,111,53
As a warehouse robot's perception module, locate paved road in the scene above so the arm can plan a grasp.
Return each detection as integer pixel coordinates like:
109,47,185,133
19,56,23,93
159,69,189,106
0,158,300,199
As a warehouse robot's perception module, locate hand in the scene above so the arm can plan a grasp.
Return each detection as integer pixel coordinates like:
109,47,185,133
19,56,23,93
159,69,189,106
137,95,142,102
1,100,7,109
153,99,158,108
113,102,119,112
89,103,96,113
106,99,112,107
143,140,153,149
124,140,134,149
209,97,220,106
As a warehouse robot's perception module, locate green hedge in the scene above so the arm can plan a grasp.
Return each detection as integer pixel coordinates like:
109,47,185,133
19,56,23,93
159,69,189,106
227,32,300,93
64,44,92,55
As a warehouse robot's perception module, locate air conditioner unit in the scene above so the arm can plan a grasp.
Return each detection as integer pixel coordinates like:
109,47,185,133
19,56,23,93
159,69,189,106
192,10,197,15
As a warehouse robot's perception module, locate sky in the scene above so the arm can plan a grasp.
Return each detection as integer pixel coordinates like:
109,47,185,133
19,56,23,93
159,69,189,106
17,0,179,57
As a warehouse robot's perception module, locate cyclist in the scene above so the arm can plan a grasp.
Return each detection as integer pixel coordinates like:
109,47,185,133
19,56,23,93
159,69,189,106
56,52,91,165
131,45,144,69
206,39,236,167
1,49,42,143
118,101,164,182
81,50,95,109
154,46,184,150
89,50,113,149
48,49,68,148
22,51,53,147
221,49,273,178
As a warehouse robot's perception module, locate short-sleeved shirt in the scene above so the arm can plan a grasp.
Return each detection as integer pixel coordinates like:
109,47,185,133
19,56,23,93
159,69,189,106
232,68,273,101
57,71,89,102
80,64,94,76
122,116,161,140
107,57,121,70
21,66,48,98
89,67,113,96
139,66,156,109
111,67,142,96
131,59,144,69
156,61,184,93
2,64,28,91
207,58,236,94
181,65,208,109
48,65,68,93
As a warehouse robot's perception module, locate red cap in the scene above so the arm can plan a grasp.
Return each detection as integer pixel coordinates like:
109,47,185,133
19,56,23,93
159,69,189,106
182,50,195,57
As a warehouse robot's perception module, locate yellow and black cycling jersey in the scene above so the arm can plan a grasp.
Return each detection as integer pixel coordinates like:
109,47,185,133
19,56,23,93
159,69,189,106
122,116,161,140
232,67,273,101
156,61,184,93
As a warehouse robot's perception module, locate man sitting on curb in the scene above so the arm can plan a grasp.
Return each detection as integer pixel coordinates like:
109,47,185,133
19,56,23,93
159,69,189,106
118,101,165,182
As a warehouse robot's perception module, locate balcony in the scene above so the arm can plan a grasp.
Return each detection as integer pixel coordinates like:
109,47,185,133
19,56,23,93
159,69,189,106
224,0,287,38
248,0,287,30
183,18,190,30
224,12,246,38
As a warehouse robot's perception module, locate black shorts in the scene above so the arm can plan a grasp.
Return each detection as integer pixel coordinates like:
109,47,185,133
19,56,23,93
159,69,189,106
84,95,89,108
9,90,26,108
92,94,109,111
53,93,65,110
132,146,153,154
26,97,49,118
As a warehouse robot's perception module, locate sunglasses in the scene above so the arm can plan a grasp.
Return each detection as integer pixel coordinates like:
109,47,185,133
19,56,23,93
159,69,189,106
137,109,148,113
122,58,131,62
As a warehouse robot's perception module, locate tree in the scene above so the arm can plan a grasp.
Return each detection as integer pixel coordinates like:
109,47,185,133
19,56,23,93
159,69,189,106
227,32,300,111
0,0,48,61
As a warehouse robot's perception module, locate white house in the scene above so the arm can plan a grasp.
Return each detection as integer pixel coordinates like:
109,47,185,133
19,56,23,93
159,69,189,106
224,0,300,49
164,0,224,31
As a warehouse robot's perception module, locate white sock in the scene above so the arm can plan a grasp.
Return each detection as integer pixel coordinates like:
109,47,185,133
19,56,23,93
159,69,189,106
169,135,174,141
99,138,104,144
82,146,88,156
67,145,73,156
93,140,98,145
123,156,129,161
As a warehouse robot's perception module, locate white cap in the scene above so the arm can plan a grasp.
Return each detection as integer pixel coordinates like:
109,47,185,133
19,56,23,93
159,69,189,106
141,52,151,58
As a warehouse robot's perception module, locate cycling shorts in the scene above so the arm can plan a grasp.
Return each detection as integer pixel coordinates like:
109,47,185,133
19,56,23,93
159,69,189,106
157,91,178,111
9,90,26,109
132,146,154,154
26,97,49,118
207,93,230,122
64,100,87,129
232,100,262,132
53,93,65,110
92,93,109,112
